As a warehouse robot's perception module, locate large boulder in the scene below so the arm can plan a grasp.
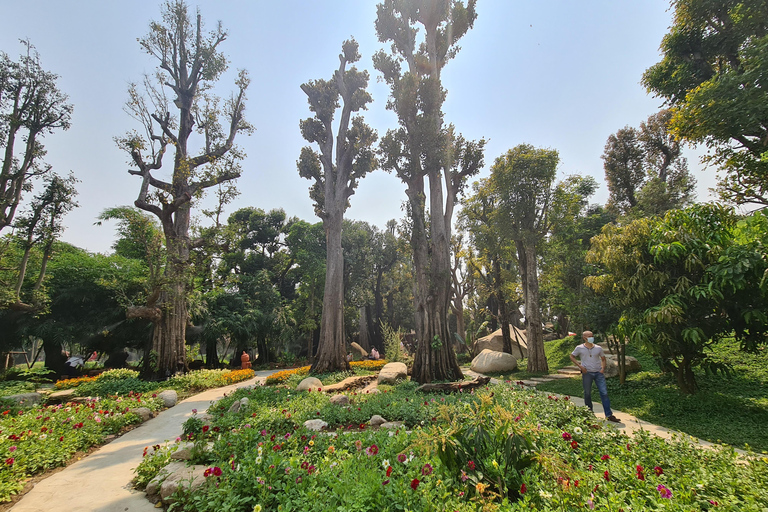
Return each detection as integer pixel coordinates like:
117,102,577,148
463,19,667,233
159,464,208,502
470,349,518,373
304,419,328,431
329,394,349,406
157,389,178,407
603,355,641,378
472,326,528,359
377,362,408,385
130,407,153,421
296,377,323,391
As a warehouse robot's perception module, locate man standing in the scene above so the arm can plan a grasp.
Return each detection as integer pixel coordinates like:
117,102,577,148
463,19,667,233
570,330,620,423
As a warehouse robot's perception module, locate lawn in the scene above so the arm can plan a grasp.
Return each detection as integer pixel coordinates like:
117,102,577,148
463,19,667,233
496,337,768,452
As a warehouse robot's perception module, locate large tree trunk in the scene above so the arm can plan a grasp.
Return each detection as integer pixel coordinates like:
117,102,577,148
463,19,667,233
311,211,349,374
522,242,548,372
43,338,66,377
358,306,371,351
150,279,188,378
410,177,463,384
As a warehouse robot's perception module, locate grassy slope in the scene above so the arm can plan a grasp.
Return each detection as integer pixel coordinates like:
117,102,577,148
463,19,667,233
495,337,768,452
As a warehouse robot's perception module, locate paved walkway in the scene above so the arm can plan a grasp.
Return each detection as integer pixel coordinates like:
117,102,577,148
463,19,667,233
10,370,276,512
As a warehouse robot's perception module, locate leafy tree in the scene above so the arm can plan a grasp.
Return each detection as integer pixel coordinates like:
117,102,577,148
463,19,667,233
642,0,768,206
116,0,252,377
374,0,485,383
298,39,378,373
602,110,695,217
459,178,520,355
0,42,72,233
6,172,78,312
491,144,558,372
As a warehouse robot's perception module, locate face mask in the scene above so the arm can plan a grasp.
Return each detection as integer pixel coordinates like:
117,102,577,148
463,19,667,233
587,337,594,344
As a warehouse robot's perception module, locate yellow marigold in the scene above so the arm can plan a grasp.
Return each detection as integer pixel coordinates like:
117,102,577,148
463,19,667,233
476,482,486,494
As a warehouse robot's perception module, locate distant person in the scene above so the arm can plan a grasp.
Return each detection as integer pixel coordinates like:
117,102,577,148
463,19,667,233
569,330,620,423
369,347,380,360
346,352,353,363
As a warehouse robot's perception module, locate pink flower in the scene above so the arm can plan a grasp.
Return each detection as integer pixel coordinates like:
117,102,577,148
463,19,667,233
366,444,379,456
657,484,672,499
8,446,16,453
382,479,390,485
421,463,433,476
562,432,572,441
397,453,407,463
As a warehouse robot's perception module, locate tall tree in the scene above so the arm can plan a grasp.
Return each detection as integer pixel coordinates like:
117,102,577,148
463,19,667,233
603,110,695,217
298,39,378,373
0,43,72,233
491,144,558,373
117,1,252,378
374,0,485,383
642,0,768,206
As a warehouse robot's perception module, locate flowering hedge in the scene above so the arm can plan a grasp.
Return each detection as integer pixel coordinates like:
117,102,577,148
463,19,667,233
139,382,768,511
0,394,163,502
265,360,389,385
53,375,99,390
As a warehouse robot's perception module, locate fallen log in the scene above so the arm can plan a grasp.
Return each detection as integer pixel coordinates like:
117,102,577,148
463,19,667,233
323,375,376,392
415,375,490,393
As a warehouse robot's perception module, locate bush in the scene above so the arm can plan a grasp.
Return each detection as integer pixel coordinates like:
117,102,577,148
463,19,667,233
74,377,157,397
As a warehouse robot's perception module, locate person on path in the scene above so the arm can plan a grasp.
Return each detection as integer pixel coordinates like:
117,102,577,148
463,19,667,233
570,330,620,423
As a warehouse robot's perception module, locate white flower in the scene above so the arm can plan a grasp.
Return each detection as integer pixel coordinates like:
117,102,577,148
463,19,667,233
382,459,390,468
573,427,583,435
539,490,553,499
255,456,262,464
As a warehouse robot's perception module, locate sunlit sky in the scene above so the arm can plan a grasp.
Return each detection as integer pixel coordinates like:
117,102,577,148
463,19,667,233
0,1,715,254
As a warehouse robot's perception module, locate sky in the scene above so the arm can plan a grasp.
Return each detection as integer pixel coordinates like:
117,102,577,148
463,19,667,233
0,0,716,254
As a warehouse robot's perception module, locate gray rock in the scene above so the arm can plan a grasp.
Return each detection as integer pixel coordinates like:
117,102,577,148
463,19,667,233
304,419,328,431
170,442,196,461
296,377,323,392
239,397,250,407
380,421,404,429
470,349,518,373
4,393,42,405
130,407,153,421
146,461,186,497
603,355,641,378
157,389,178,407
369,415,387,426
228,401,241,413
159,464,208,502
377,362,408,384
329,394,349,405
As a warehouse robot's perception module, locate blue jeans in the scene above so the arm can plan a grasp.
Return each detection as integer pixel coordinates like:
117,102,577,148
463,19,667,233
582,371,613,417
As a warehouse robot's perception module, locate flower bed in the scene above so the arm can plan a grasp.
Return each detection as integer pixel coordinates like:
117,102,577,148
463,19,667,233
0,394,163,502
138,382,768,511
265,360,388,385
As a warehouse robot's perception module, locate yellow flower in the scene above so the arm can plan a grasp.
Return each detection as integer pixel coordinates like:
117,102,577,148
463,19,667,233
492,459,499,469
309,440,314,446
253,506,262,512
328,445,335,453
476,482,486,494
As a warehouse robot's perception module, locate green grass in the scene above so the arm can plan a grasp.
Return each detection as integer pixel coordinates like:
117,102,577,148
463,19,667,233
523,338,768,452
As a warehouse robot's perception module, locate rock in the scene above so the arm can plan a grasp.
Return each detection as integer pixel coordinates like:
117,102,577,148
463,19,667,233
369,415,387,426
4,393,43,406
131,407,154,421
146,461,186,497
377,362,408,385
47,388,75,404
329,394,349,405
304,419,328,431
603,355,641,378
170,442,196,461
159,464,208,502
350,342,368,358
380,421,404,429
472,326,528,359
228,401,242,413
296,377,323,392
470,349,518,373
157,390,177,407
239,397,249,407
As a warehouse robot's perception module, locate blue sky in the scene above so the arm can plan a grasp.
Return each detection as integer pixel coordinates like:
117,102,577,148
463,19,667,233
0,1,715,253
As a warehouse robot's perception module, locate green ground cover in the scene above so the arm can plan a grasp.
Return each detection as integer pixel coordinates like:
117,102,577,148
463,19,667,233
139,381,768,511
496,338,768,452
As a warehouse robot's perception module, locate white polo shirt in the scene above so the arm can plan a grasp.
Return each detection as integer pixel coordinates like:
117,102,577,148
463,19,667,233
571,343,604,372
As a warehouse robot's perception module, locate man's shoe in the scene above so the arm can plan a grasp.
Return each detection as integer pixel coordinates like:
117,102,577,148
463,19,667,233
606,415,620,423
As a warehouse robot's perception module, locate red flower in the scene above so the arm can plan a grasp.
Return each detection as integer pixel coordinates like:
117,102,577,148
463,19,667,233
467,460,475,470
570,440,579,449
600,454,610,461
520,483,527,494
212,466,222,477
202,425,210,433
410,478,420,490
603,471,610,481
654,466,663,476
5,458,13,466
203,468,212,477
386,466,393,477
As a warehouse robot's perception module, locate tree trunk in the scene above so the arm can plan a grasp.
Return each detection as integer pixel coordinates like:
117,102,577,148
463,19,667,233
410,176,463,384
311,211,349,374
522,242,548,372
676,357,697,394
358,306,371,351
494,258,513,354
150,279,188,378
43,338,66,377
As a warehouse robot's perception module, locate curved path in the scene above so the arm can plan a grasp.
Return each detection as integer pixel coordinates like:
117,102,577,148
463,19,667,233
10,370,277,512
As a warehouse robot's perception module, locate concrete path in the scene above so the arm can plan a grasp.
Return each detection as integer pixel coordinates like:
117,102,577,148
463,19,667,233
11,370,276,512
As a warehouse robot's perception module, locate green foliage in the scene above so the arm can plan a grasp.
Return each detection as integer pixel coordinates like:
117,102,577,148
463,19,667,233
74,377,155,397
97,368,140,381
0,381,35,397
382,322,405,362
643,0,768,206
133,443,178,490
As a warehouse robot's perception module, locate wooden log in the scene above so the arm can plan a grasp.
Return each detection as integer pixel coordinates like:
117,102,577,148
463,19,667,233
322,374,376,392
415,375,490,393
